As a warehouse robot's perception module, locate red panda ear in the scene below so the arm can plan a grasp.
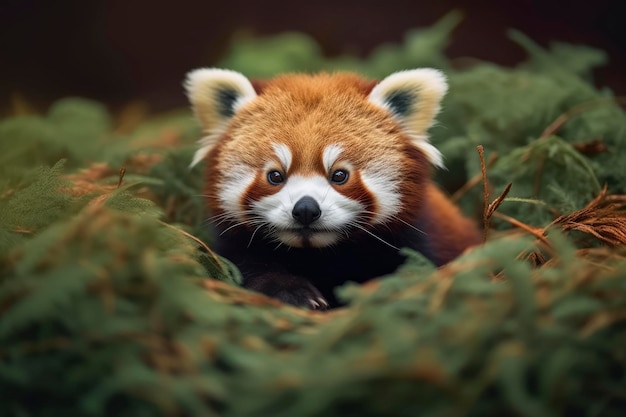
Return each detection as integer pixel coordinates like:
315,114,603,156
185,68,257,166
369,69,447,133
368,69,448,168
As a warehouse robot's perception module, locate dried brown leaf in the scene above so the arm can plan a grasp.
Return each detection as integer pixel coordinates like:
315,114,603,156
548,186,626,247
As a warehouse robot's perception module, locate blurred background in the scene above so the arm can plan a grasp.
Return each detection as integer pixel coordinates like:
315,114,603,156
2,0,625,116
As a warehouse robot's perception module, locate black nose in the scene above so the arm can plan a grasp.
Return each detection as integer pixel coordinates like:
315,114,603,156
292,196,321,226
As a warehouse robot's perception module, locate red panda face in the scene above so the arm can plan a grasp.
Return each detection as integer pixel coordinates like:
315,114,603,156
186,69,448,248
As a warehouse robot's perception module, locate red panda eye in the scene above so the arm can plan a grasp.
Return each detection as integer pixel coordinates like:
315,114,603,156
267,170,285,185
330,169,349,185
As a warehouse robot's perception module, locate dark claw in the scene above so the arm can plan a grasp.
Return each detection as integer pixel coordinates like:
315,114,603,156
310,296,329,310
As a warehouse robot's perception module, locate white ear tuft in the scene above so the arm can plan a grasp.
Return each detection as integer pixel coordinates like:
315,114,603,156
368,68,448,167
185,68,257,167
369,68,447,133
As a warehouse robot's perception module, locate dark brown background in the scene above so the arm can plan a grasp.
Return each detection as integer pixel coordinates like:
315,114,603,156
2,0,625,115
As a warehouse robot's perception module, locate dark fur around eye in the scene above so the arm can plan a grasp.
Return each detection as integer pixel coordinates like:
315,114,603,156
330,169,349,185
267,170,285,185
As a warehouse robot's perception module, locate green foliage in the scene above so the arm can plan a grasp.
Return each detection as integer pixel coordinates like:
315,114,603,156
1,16,626,417
0,161,81,258
0,205,219,416
488,135,601,224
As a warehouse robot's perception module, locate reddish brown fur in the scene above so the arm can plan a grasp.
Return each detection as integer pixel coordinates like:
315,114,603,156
422,184,481,261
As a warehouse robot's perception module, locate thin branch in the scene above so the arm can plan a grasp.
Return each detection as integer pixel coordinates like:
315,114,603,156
491,211,552,247
117,167,126,189
478,146,489,243
158,220,228,276
451,152,498,203
540,97,626,139
486,183,513,220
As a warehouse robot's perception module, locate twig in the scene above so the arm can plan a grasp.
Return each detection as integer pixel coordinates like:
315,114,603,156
158,220,228,276
486,183,513,221
476,146,513,243
451,152,498,202
117,167,126,189
10,227,34,234
546,186,626,247
491,211,552,247
540,97,626,139
532,99,623,196
478,146,489,243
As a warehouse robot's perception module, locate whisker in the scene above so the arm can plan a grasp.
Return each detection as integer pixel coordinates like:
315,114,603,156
320,184,332,205
356,209,427,236
348,222,400,250
247,224,264,248
218,215,265,235
392,217,426,235
219,222,248,235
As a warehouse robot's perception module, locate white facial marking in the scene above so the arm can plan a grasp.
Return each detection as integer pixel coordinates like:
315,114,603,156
409,135,444,169
218,163,256,220
322,144,343,172
190,129,226,168
360,165,402,224
252,175,363,248
273,143,293,171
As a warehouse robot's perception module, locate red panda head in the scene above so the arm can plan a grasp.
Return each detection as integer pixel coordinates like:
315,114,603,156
186,69,447,248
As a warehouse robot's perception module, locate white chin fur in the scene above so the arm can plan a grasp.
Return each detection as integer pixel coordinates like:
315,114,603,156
276,230,340,248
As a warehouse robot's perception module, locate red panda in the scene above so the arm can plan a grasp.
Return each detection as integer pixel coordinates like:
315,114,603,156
185,68,481,309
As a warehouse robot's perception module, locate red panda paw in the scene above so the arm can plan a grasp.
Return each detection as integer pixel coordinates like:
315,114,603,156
243,273,329,310
276,287,329,311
